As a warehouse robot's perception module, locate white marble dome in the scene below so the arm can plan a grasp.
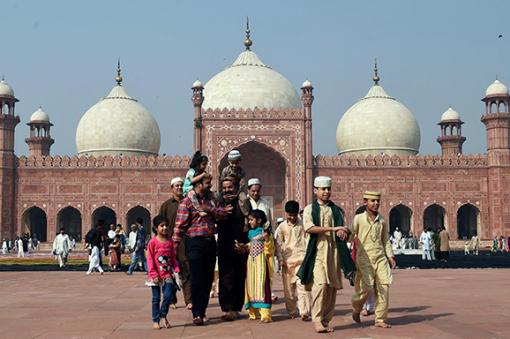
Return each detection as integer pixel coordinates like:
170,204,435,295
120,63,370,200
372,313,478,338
202,49,301,110
441,107,460,121
0,79,14,97
485,79,508,97
30,107,50,122
76,84,160,157
336,84,421,156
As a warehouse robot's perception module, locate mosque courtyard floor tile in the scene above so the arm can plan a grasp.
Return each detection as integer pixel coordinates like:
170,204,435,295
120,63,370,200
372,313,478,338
0,269,507,339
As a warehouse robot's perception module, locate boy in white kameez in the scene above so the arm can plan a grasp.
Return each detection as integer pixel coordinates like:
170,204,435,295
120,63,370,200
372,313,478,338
52,228,71,268
276,200,312,320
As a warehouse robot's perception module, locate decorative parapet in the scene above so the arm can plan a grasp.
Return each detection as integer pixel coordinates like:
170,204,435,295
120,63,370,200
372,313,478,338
16,155,191,169
314,153,488,168
201,107,304,120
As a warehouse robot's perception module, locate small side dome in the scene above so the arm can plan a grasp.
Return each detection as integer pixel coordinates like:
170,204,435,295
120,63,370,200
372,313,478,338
0,78,14,97
485,79,508,97
301,80,313,88
441,107,460,121
192,80,203,88
30,107,50,122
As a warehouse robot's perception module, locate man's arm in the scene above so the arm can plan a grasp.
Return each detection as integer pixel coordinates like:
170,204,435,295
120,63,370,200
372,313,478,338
172,202,191,245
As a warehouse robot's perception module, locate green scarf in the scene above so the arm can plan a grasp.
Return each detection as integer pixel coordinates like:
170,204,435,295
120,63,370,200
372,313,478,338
297,200,356,285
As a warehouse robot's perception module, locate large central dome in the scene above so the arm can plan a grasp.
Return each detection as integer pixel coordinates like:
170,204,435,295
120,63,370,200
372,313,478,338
76,67,160,157
336,71,420,156
202,30,301,110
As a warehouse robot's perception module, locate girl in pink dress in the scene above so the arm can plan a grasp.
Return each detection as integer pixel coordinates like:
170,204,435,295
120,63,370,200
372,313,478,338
147,215,180,330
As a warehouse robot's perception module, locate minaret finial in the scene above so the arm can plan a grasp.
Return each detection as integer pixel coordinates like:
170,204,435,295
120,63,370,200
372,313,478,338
244,17,252,50
115,58,123,86
373,58,380,85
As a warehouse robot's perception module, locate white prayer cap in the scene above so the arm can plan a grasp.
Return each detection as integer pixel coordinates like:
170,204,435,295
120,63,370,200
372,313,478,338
227,150,242,161
248,178,262,187
170,177,184,186
314,176,332,188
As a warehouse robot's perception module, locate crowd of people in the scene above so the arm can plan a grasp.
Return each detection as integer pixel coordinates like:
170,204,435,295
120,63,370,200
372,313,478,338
87,149,395,333
2,233,43,257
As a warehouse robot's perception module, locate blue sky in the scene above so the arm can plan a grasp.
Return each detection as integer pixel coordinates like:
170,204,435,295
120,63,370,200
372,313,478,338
1,0,509,156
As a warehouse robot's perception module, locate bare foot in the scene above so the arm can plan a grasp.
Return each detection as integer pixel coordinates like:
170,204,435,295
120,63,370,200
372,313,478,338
162,318,171,328
352,311,361,323
360,309,369,316
314,322,327,333
152,322,161,330
374,321,392,328
301,314,310,321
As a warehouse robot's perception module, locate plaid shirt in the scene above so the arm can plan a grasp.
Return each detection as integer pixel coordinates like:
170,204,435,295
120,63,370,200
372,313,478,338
172,193,228,243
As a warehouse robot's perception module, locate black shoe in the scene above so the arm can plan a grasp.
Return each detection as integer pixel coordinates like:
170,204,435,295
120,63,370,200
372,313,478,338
347,271,356,286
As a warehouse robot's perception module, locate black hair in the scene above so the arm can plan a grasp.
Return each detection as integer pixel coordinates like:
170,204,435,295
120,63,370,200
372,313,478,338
152,215,169,235
189,151,209,171
59,227,65,232
248,209,267,226
97,219,105,227
285,200,300,213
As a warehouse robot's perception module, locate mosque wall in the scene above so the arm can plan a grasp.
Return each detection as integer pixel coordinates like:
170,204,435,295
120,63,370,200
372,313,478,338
13,155,189,241
314,154,493,239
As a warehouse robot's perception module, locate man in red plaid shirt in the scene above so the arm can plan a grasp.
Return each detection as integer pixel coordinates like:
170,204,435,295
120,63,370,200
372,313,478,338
173,172,233,325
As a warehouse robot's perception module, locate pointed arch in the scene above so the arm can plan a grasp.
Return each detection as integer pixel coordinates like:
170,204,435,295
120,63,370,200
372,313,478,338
457,203,480,240
355,205,366,215
92,206,116,234
22,206,48,242
218,141,287,221
423,203,447,233
57,206,82,241
126,206,151,236
389,204,412,236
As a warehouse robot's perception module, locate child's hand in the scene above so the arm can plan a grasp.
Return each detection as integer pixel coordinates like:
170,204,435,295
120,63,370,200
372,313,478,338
153,277,160,284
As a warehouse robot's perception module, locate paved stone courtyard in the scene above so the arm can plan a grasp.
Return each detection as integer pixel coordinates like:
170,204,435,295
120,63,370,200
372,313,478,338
0,269,508,339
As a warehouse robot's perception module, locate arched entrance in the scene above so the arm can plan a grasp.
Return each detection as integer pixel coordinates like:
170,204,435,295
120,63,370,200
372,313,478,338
355,205,366,215
219,141,286,222
389,204,412,236
126,206,151,236
423,204,446,233
457,204,479,240
22,207,48,242
92,206,116,235
57,207,82,241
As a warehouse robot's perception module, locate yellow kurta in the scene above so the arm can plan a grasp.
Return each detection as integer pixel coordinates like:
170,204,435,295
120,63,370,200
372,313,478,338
351,211,394,324
351,212,393,287
276,219,308,283
303,204,342,289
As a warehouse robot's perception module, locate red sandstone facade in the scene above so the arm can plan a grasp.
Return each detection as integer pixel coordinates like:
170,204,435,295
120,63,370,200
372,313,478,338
0,83,508,243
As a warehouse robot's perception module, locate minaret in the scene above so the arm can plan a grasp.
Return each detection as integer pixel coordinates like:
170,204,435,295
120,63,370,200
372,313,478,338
481,78,510,240
301,79,314,203
192,80,204,152
437,106,465,156
25,106,54,157
481,79,510,165
0,77,20,239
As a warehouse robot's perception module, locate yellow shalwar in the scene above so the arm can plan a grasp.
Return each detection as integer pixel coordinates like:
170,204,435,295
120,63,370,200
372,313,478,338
303,203,342,327
350,211,394,324
276,218,311,317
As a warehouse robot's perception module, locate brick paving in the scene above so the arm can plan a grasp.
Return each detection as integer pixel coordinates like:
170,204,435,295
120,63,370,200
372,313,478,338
0,269,508,339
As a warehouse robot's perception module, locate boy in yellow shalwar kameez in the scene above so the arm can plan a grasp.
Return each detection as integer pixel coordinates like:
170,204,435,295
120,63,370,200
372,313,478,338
350,191,396,328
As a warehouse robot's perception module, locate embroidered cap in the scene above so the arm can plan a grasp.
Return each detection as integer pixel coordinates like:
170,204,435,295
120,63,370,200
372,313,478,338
314,176,331,188
363,191,381,199
247,178,262,187
170,177,184,186
227,150,242,161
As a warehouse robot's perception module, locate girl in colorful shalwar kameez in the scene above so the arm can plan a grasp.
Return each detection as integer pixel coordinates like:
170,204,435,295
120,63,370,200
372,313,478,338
244,209,274,323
